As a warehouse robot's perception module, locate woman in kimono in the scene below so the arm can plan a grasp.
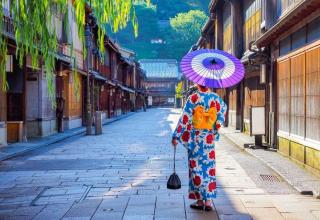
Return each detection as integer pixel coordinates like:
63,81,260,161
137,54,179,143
172,84,227,211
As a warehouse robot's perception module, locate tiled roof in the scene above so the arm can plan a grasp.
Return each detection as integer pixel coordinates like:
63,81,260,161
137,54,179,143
139,59,179,79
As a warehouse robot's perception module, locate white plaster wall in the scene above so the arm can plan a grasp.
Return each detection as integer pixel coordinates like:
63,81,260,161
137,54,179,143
101,112,107,120
0,122,7,147
64,118,82,130
228,110,237,128
40,119,57,136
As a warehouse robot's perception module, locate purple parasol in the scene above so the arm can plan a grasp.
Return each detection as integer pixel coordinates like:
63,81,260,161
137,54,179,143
180,49,245,88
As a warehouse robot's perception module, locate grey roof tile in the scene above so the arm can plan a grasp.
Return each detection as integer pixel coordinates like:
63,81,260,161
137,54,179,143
139,59,179,79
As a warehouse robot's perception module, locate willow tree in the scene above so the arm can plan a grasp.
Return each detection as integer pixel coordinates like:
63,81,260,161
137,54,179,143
0,0,150,103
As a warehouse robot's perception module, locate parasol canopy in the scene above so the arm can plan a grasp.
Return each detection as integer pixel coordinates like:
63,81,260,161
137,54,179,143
180,49,245,88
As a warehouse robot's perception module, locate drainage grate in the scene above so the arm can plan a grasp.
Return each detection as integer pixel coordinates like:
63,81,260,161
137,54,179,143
260,174,281,182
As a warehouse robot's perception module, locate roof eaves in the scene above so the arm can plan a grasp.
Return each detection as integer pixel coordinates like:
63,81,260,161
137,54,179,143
255,0,320,47
209,0,219,12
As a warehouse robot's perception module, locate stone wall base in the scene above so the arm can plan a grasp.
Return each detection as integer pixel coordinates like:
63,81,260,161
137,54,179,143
26,119,57,138
278,136,320,176
228,110,237,128
64,117,82,130
0,122,7,147
243,120,250,135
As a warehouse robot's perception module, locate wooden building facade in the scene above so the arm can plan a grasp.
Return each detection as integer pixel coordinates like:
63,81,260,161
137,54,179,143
0,1,146,146
194,0,320,173
255,0,320,173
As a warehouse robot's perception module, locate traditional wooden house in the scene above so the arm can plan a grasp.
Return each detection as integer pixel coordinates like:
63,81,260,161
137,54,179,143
193,0,320,173
255,0,320,173
0,1,78,144
56,1,86,132
140,59,179,107
118,46,137,113
97,38,119,119
134,62,147,111
0,0,146,145
205,0,266,132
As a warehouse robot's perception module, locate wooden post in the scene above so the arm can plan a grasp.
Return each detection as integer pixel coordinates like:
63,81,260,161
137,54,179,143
215,7,223,50
22,56,27,142
231,0,243,58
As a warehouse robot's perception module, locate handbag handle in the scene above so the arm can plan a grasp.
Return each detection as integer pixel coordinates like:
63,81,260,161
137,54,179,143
173,145,176,173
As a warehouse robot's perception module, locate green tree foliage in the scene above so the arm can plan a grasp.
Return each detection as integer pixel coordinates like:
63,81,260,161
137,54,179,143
0,0,150,103
108,0,210,60
170,10,208,44
175,81,183,99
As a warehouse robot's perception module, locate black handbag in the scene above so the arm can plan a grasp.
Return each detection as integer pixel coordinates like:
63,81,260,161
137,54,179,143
167,146,181,189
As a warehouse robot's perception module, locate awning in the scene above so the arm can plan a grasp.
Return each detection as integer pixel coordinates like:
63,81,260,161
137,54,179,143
72,68,87,76
135,88,146,94
255,0,320,47
90,70,107,82
240,50,256,64
106,79,116,87
120,57,134,66
118,84,135,93
55,53,72,64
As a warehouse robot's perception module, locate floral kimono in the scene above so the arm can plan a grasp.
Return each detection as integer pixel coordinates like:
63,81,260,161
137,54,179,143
172,90,227,200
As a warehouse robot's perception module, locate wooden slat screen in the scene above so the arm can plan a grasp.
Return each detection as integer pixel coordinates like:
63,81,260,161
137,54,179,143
290,53,305,137
223,2,232,53
229,88,237,111
64,73,82,118
244,75,265,120
277,59,290,132
306,47,320,141
243,0,262,51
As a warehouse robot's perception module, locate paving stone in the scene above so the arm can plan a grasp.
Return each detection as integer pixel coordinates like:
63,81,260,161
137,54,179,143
0,109,319,220
63,199,102,218
125,205,155,215
281,212,318,220
214,202,249,215
155,207,185,218
246,207,283,220
33,203,73,220
123,214,154,220
186,211,219,220
91,212,123,220
218,214,253,220
95,197,129,213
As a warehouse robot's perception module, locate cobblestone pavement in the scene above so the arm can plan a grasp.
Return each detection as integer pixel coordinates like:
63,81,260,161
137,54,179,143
0,108,320,220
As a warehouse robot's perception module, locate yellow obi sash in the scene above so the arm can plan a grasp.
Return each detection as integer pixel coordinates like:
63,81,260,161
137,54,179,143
192,106,217,130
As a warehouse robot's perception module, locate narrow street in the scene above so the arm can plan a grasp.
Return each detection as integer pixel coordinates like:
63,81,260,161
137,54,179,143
0,109,319,220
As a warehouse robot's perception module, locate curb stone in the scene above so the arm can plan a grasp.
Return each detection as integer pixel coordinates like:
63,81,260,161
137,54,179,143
0,112,136,161
222,132,320,199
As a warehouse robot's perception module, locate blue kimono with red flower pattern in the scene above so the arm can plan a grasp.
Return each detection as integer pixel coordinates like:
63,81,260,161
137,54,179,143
172,91,227,201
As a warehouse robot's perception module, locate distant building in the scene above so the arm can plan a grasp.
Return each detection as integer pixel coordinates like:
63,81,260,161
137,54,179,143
140,59,179,107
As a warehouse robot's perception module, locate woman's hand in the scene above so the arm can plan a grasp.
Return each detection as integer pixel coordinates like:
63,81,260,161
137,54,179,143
171,138,178,147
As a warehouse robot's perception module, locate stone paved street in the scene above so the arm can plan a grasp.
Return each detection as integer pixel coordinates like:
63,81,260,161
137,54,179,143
0,108,320,220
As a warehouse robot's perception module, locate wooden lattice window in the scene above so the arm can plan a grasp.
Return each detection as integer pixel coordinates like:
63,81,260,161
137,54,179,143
306,47,320,142
277,59,290,133
277,0,302,18
65,73,82,117
290,53,305,137
243,0,262,51
229,88,237,111
223,2,232,53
